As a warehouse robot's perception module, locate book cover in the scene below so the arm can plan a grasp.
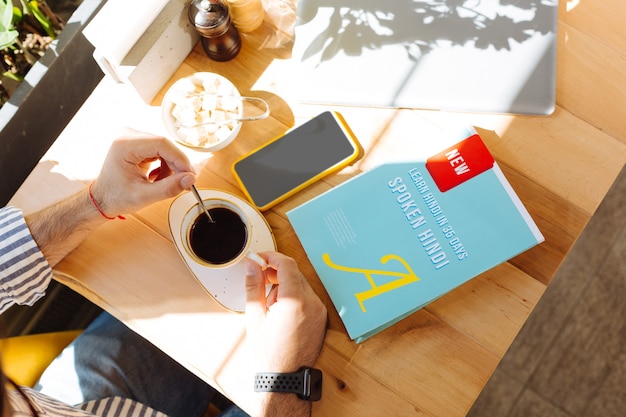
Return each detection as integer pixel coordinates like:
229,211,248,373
286,131,544,343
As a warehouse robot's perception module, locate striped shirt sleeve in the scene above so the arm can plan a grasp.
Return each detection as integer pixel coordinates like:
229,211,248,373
0,206,53,314
79,397,169,417
11,387,170,417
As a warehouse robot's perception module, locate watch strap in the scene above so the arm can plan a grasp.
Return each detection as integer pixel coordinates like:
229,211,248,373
254,367,322,401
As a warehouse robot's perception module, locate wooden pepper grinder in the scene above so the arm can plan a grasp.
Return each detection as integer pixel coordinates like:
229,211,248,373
188,0,241,62
227,0,264,33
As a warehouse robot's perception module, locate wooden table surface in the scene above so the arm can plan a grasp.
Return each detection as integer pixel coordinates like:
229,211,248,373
10,1,626,416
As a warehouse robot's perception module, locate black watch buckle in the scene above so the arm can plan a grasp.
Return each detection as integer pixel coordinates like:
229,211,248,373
254,367,322,401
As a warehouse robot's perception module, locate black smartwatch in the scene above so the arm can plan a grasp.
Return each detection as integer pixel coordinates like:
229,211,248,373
254,367,322,401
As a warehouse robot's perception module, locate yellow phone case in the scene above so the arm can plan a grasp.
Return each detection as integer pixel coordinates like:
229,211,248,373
232,111,364,211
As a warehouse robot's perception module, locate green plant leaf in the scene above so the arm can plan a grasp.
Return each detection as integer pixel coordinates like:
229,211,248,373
12,6,23,24
0,0,14,30
0,29,18,48
0,0,18,49
2,69,23,81
23,0,56,39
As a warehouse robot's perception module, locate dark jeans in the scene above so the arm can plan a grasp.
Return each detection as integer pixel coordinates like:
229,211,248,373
36,312,248,417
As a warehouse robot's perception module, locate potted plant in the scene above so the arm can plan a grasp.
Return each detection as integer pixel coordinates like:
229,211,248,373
0,0,65,106
0,0,106,206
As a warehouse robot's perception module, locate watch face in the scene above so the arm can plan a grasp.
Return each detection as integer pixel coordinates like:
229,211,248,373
302,367,323,402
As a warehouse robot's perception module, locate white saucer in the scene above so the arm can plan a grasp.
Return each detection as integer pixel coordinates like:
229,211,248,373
168,189,275,312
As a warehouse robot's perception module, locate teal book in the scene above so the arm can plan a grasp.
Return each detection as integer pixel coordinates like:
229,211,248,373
286,131,544,343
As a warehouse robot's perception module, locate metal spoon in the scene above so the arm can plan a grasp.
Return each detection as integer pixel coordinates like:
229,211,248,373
190,185,215,223
174,94,270,128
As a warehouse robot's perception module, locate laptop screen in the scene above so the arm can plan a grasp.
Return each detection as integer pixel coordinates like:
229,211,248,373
290,0,558,115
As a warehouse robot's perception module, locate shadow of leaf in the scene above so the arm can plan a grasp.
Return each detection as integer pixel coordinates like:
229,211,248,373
300,7,343,61
296,0,557,64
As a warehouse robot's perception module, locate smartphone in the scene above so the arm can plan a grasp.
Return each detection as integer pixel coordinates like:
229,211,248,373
232,111,363,211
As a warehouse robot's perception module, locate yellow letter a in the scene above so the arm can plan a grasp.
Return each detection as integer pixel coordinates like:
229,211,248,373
322,254,420,312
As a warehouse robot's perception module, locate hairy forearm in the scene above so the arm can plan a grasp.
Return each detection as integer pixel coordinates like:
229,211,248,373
258,393,311,417
25,189,106,268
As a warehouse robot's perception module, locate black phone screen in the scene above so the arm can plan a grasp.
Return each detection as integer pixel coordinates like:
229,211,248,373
232,112,359,209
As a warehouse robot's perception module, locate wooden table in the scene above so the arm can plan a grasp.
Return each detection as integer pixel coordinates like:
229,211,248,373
10,1,626,416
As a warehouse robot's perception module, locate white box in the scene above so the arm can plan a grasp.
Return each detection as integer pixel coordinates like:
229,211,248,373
84,0,199,103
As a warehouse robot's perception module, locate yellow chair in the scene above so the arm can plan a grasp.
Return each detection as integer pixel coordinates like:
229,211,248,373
0,330,227,416
0,330,82,387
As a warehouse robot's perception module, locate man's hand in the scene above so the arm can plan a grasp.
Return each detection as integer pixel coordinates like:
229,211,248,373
245,252,327,417
89,128,196,219
26,129,196,267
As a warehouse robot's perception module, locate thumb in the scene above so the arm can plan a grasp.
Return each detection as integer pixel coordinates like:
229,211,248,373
146,173,195,202
245,259,267,319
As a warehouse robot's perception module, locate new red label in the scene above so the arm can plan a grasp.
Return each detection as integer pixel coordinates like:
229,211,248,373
425,134,494,192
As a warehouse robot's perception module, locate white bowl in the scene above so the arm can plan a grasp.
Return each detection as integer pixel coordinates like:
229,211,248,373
161,72,243,151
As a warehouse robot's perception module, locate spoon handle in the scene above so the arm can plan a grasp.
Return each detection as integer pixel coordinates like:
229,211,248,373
191,185,215,223
174,95,270,128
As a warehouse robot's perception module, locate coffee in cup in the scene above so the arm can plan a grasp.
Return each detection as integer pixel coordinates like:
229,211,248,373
187,202,248,265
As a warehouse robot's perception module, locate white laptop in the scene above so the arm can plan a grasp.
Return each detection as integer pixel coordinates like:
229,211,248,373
290,0,558,115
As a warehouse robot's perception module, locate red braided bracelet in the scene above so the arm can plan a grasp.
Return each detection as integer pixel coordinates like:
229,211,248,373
88,182,125,220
